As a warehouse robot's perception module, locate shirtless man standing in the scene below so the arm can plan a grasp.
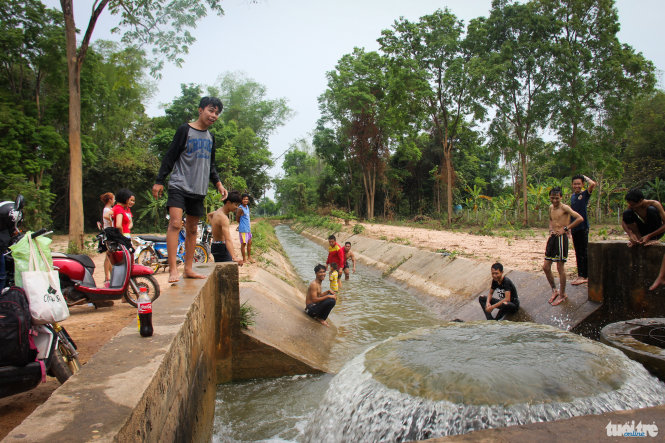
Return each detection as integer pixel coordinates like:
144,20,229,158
543,187,583,306
207,191,244,266
342,241,356,280
305,264,337,326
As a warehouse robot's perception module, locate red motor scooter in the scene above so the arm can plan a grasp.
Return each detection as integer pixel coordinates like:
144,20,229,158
52,228,160,308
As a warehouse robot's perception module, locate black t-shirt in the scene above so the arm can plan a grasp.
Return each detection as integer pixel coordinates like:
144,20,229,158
622,206,664,239
491,276,519,306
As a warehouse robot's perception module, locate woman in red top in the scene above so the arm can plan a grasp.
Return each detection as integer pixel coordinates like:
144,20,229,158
112,188,135,237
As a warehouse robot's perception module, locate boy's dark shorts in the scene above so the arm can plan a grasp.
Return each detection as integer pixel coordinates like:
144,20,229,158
167,187,205,217
545,234,568,262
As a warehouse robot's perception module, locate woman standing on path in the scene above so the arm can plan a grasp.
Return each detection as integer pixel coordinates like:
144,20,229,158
112,189,135,238
100,192,115,286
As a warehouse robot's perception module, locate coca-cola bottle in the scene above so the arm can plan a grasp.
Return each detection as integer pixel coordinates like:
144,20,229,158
137,287,153,337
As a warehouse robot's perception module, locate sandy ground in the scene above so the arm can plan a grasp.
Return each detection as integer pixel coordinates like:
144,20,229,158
0,223,625,437
352,222,625,274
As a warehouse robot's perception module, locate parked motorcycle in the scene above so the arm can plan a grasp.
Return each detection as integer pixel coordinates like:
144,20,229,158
133,223,210,273
0,197,80,397
53,228,160,308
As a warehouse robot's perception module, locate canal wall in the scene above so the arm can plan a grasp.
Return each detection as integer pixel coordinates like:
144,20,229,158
5,246,334,443
299,226,600,333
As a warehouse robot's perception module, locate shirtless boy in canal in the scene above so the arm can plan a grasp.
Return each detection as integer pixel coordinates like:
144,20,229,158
305,264,337,326
543,187,583,306
207,191,244,266
342,241,356,280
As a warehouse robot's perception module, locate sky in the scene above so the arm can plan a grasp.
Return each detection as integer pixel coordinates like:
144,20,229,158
48,0,664,197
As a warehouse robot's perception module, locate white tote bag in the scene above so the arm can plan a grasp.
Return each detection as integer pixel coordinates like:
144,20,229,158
21,235,70,324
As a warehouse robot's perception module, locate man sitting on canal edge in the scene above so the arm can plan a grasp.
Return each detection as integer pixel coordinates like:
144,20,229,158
478,263,519,320
305,264,337,326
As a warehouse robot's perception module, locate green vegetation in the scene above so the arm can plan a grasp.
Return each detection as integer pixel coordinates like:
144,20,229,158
239,301,257,329
353,224,365,235
275,0,660,230
251,220,285,256
1,0,661,240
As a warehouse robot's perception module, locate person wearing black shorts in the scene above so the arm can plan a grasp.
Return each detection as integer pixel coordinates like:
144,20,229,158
152,97,228,283
305,264,336,326
478,263,519,320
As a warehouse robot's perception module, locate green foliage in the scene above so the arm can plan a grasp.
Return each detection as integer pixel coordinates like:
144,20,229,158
250,220,284,256
353,224,365,235
0,175,55,231
239,301,256,329
292,214,342,234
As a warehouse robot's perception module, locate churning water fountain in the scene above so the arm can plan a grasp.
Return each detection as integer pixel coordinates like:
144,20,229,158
304,322,665,441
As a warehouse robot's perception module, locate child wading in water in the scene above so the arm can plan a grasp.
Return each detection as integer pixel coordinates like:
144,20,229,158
542,187,583,306
329,262,340,293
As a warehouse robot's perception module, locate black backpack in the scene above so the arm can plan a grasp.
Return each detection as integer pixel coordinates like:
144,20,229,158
0,287,36,367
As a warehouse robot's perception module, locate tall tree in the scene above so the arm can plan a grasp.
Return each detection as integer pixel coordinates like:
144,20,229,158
468,0,557,225
319,48,394,219
379,9,485,224
217,72,294,142
58,0,223,248
543,0,655,167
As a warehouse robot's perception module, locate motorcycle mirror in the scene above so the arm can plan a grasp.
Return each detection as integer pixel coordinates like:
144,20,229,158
14,194,24,211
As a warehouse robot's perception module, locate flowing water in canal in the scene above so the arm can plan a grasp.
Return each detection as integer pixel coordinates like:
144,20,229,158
212,225,665,442
212,225,442,441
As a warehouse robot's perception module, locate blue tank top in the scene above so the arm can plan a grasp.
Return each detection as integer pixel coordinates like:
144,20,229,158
238,204,251,233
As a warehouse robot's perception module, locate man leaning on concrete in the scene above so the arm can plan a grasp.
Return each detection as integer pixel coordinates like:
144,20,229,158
621,189,665,247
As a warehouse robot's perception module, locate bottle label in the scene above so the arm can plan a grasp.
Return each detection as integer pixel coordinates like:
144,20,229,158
138,302,152,314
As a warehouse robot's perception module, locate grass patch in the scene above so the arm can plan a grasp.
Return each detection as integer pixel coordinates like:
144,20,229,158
382,254,412,277
251,220,285,256
239,301,257,329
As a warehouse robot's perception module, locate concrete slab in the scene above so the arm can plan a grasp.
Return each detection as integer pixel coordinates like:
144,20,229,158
234,265,336,379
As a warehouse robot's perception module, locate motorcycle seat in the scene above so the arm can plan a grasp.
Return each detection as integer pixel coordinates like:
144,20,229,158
52,252,95,270
136,235,167,242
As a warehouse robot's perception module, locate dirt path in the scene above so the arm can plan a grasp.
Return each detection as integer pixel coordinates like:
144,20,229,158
0,223,625,437
351,222,624,275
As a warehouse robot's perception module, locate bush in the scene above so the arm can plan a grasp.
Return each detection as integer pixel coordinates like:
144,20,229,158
353,224,365,234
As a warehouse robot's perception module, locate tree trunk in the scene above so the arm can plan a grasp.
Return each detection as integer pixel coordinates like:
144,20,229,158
62,0,84,249
521,148,528,227
444,149,453,225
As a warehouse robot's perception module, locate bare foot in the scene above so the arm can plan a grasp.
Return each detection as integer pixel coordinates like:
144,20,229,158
548,288,559,304
317,319,329,326
184,270,206,279
649,277,665,291
168,273,180,283
552,294,568,306
571,277,588,286
248,257,256,264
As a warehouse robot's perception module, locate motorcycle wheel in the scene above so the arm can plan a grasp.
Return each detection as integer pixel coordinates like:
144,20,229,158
137,248,160,273
51,342,81,384
194,244,210,263
124,275,161,307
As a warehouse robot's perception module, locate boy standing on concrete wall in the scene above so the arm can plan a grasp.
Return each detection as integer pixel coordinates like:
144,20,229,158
152,96,228,283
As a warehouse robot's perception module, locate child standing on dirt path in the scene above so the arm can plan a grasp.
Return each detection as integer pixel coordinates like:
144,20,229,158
236,193,255,264
152,96,228,283
543,187,583,306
